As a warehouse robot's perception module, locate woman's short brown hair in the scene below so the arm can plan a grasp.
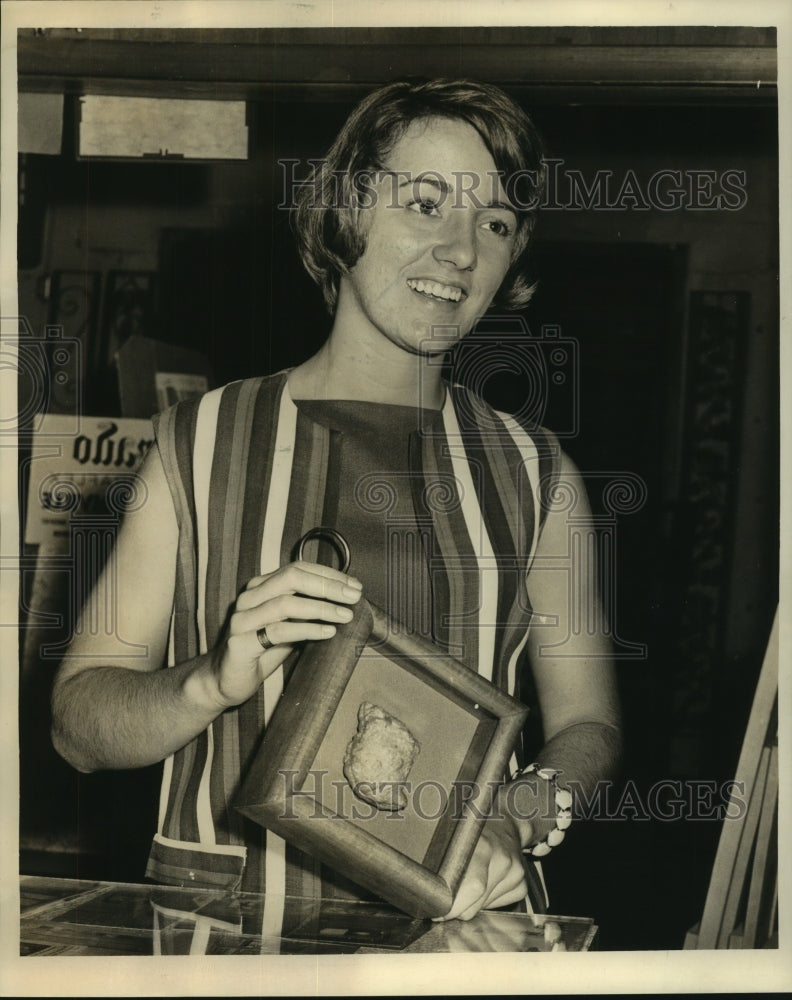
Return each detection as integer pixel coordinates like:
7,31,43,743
293,78,547,314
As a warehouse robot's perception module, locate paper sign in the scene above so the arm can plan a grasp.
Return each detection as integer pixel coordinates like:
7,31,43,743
24,414,154,548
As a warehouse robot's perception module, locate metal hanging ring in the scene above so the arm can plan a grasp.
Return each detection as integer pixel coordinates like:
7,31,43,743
296,526,352,574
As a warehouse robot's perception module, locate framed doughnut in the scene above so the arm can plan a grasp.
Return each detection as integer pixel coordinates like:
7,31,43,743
236,598,529,919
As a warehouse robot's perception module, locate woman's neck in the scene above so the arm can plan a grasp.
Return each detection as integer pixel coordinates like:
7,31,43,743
287,339,447,409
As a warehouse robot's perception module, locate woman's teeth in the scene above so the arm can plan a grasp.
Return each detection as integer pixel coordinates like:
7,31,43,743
407,279,463,302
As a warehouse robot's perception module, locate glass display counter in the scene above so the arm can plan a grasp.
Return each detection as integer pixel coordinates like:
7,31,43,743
20,876,597,956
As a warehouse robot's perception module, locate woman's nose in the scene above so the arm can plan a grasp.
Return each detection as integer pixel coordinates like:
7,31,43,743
432,213,477,271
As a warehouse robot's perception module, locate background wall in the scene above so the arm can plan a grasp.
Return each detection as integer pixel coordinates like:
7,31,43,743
16,27,779,950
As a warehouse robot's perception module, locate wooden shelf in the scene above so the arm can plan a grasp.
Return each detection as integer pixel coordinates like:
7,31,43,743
17,26,778,106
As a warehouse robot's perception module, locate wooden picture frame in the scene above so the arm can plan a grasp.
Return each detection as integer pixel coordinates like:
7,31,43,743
236,599,529,919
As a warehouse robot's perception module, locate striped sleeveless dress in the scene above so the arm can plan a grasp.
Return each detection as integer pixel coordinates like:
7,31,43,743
145,370,560,935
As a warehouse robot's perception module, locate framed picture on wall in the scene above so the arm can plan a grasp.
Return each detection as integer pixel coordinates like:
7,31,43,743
99,270,158,372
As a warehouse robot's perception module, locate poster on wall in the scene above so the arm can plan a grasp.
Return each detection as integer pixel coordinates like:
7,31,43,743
23,413,154,550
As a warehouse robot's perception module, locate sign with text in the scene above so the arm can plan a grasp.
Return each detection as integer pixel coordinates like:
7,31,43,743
24,414,154,548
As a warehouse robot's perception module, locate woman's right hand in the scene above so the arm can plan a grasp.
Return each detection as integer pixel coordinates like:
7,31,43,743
206,560,364,709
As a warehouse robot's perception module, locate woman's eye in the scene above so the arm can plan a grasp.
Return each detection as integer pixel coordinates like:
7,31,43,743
408,199,440,217
483,218,513,238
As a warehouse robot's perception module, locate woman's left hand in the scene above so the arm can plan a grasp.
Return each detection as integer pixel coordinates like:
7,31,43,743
434,814,527,922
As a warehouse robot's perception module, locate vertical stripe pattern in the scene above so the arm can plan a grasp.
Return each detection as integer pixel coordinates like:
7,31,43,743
146,372,560,916
257,383,299,941
441,392,497,681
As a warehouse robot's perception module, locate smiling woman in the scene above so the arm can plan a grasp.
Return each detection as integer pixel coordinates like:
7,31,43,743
320,118,519,379
289,80,545,407
293,78,545,316
51,77,622,939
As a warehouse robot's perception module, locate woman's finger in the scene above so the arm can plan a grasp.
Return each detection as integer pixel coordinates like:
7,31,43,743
239,561,362,609
477,877,528,913
231,594,356,634
439,872,489,922
252,619,338,650
244,560,362,594
445,869,526,923
437,837,495,921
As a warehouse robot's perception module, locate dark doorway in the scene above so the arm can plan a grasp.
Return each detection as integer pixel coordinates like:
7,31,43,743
457,240,700,948
524,240,688,778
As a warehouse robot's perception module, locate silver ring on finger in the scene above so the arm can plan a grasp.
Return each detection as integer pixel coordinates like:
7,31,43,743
256,625,274,650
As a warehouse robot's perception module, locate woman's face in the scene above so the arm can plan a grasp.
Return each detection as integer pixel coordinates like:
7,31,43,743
336,116,518,358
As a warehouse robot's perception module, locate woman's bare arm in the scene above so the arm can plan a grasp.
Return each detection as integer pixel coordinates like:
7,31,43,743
440,449,622,920
506,448,623,841
51,443,364,772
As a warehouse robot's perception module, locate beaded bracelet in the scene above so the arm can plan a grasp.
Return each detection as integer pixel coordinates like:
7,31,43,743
511,762,573,857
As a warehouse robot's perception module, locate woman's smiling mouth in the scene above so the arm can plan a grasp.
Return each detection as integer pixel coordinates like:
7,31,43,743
406,278,466,303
